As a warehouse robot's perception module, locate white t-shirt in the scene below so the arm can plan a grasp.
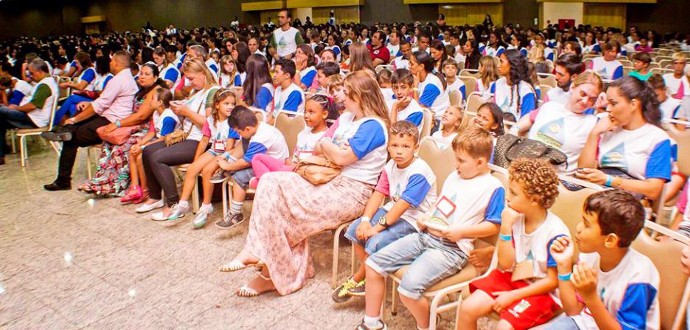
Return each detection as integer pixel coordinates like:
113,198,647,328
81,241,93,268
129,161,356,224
589,57,623,80
431,171,504,255
202,116,234,152
545,87,570,105
274,83,305,113
11,78,33,104
660,97,683,121
376,158,437,228
242,122,289,163
393,56,410,70
380,88,395,103
475,78,495,100
181,87,219,141
160,63,181,88
491,77,537,119
387,44,401,59
273,27,301,57
528,102,597,174
385,97,425,132
418,73,450,119
293,127,326,162
597,123,672,181
25,76,58,127
93,73,113,92
77,67,98,92
431,131,458,150
482,45,505,58
331,112,388,185
571,250,660,330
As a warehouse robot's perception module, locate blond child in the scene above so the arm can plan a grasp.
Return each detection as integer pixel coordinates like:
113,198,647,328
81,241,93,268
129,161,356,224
121,87,179,204
431,105,466,147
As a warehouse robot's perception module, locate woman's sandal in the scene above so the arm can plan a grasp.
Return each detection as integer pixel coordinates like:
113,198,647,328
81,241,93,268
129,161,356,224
236,273,274,298
219,260,265,272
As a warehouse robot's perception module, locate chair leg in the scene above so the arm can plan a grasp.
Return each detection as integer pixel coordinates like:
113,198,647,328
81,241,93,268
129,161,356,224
19,135,26,167
332,224,345,288
49,141,61,154
391,280,399,316
192,175,200,213
86,148,93,180
10,130,16,154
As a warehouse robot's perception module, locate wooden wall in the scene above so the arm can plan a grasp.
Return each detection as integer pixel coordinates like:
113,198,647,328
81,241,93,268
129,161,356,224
438,3,503,26
313,7,361,24
583,3,626,29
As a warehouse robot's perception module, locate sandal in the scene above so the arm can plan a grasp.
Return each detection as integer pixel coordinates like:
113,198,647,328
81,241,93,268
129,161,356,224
236,273,274,298
120,185,142,204
220,260,265,272
132,190,150,204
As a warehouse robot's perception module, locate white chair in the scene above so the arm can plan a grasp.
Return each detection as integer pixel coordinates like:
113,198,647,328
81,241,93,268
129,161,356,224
17,93,60,167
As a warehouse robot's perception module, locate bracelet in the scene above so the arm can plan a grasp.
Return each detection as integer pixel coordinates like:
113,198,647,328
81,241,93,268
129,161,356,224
115,120,121,128
604,175,613,187
499,233,512,241
140,145,146,150
558,272,572,281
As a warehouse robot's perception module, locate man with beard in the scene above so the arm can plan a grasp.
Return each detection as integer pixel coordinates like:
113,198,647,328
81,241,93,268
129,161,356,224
546,53,585,105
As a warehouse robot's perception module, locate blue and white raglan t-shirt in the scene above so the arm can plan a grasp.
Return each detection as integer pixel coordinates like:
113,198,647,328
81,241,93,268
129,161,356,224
482,45,505,58
446,78,467,104
292,127,326,162
174,53,187,70
8,78,33,105
491,77,537,118
78,67,97,91
375,158,437,229
233,72,246,87
273,83,305,113
152,108,180,138
430,171,504,254
206,59,219,74
418,73,450,120
242,122,289,163
202,116,237,153
582,44,601,54
331,112,388,185
393,56,410,70
476,78,496,100
589,57,624,80
571,250,660,330
528,102,597,174
160,63,181,87
326,45,342,62
385,97,425,132
253,82,275,112
597,124,672,181
544,47,555,61
662,73,687,98
299,66,317,88
660,97,683,121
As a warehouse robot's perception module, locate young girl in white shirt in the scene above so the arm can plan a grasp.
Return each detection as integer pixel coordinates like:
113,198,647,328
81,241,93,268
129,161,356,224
431,105,466,148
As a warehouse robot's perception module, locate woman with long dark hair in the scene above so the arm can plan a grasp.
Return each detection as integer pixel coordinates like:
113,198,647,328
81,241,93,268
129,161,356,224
242,54,274,112
409,50,449,129
232,41,251,87
491,49,536,120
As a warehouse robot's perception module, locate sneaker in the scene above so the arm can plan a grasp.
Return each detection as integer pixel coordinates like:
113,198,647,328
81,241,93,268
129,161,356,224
167,203,190,221
209,170,229,183
192,205,213,229
135,199,164,213
41,126,73,142
151,211,169,221
331,277,358,303
355,319,387,330
215,212,244,229
347,279,366,296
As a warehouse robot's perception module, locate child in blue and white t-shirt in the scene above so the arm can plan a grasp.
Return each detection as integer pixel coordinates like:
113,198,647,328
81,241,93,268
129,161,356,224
387,69,425,132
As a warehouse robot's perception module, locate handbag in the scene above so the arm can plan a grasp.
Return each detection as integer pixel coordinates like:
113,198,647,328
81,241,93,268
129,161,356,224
293,155,342,185
97,125,138,145
73,90,100,99
493,134,567,168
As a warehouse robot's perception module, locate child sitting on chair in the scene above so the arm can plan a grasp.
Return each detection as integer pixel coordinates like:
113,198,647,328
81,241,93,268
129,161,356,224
386,69,425,133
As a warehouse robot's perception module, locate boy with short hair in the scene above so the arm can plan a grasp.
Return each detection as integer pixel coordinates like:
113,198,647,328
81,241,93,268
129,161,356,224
629,52,653,81
333,121,437,303
386,69,425,132
588,40,623,80
443,59,466,103
357,127,505,330
649,74,685,124
457,158,568,330
311,61,340,93
272,58,305,114
548,189,660,330
215,106,289,229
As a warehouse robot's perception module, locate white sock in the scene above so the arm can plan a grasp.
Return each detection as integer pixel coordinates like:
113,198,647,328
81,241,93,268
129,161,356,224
363,315,381,328
417,326,429,330
178,200,189,208
200,203,213,212
231,201,243,214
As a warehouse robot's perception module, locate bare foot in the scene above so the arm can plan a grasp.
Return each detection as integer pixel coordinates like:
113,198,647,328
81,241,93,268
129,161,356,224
239,273,276,296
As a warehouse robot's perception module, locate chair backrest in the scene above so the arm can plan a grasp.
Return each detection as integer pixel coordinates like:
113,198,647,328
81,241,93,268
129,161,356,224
418,137,456,195
459,76,477,98
632,223,690,330
539,85,552,102
623,66,633,76
420,107,433,139
448,89,462,107
619,59,633,67
459,69,479,78
666,125,690,176
537,73,557,88
466,92,486,114
551,175,605,256
488,164,509,189
273,110,305,156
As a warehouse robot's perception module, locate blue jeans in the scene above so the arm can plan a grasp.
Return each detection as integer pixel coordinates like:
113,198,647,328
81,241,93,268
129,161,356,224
344,208,417,255
366,232,468,299
545,316,580,330
53,94,93,126
0,105,36,158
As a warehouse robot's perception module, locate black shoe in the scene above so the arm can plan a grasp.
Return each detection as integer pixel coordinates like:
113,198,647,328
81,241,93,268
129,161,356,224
44,180,71,191
0,157,5,165
41,126,73,142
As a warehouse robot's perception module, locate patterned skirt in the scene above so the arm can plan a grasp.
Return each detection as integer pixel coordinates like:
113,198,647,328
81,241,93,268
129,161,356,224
245,172,373,295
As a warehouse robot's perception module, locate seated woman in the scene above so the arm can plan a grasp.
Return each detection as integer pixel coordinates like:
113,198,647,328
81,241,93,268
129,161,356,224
577,76,672,202
511,70,603,174
242,54,274,114
294,45,318,90
53,52,97,125
222,71,390,297
409,50,449,130
136,59,220,219
153,46,180,89
491,49,537,120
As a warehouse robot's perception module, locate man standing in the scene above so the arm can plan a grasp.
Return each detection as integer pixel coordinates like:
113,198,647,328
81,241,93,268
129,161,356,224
269,9,303,60
43,51,138,190
368,31,390,66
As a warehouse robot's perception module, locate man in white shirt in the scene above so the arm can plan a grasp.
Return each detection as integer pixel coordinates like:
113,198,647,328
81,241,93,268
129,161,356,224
269,9,304,60
387,32,401,60
248,37,266,57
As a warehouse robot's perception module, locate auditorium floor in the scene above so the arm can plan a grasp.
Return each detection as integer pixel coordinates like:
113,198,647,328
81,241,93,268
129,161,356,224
0,146,464,329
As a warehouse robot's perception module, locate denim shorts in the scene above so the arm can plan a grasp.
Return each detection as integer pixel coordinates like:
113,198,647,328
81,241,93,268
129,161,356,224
366,232,468,300
231,168,254,189
545,316,580,330
344,208,417,255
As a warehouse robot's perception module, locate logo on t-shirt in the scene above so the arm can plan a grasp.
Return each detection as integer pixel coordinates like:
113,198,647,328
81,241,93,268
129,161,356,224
535,118,564,149
600,143,627,171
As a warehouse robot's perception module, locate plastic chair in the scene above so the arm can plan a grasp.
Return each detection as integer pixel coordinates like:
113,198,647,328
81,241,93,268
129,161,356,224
420,107,433,139
465,92,487,114
537,73,557,88
459,69,479,78
458,76,477,99
666,125,690,176
273,110,305,156
540,85,552,103
448,89,462,107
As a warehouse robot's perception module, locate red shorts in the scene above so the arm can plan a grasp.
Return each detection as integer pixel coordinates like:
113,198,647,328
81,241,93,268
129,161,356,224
469,269,560,330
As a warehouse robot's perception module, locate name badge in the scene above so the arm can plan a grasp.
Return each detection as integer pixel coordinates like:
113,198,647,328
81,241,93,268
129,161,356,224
213,140,225,151
435,196,457,218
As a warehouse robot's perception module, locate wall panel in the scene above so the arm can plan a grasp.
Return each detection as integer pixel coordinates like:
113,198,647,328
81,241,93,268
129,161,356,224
583,3,625,29
439,3,502,26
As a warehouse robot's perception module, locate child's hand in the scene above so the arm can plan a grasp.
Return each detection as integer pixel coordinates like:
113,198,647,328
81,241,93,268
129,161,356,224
549,236,574,266
217,158,232,170
130,144,142,155
501,207,523,227
416,215,429,232
572,262,599,299
492,291,519,313
394,97,411,111
469,246,495,270
442,226,464,242
356,221,372,240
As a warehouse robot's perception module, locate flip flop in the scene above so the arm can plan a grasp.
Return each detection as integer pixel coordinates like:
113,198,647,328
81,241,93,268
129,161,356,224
236,273,275,298
220,260,265,272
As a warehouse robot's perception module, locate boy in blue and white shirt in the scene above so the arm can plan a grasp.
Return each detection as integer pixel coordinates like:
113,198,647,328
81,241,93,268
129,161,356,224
386,69,425,132
333,121,437,303
443,59,466,103
587,41,624,81
272,59,304,114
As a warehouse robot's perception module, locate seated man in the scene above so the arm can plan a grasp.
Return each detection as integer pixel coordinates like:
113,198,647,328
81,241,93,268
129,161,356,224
0,58,58,165
43,51,138,190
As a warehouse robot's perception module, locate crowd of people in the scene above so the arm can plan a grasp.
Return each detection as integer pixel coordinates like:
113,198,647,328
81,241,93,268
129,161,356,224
2,9,690,329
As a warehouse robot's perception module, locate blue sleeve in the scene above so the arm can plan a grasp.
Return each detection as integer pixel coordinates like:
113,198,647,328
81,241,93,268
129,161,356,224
70,60,78,68
671,144,678,162
593,44,601,53
645,140,672,181
496,48,505,57
255,86,273,110
164,69,179,82
333,47,341,56
228,127,240,140
612,65,624,80
536,88,541,100
484,187,505,224
520,48,528,57
301,70,317,88
234,74,242,87
490,82,496,94
102,76,113,88
419,84,441,107
242,142,268,162
210,64,218,73
404,111,424,126
400,174,433,208
546,52,554,61
520,92,537,118
546,234,568,267
348,120,386,159
460,85,466,101
8,91,25,105
81,68,96,83
673,105,682,119
159,117,177,136
617,283,658,330
282,90,302,112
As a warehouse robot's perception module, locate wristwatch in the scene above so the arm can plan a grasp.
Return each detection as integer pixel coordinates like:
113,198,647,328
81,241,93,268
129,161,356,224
378,215,389,228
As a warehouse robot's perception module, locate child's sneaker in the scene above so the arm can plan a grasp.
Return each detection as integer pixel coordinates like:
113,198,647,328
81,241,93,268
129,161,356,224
209,170,229,183
215,212,244,229
192,205,213,229
167,203,190,221
347,279,366,296
332,277,359,303
355,319,387,330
